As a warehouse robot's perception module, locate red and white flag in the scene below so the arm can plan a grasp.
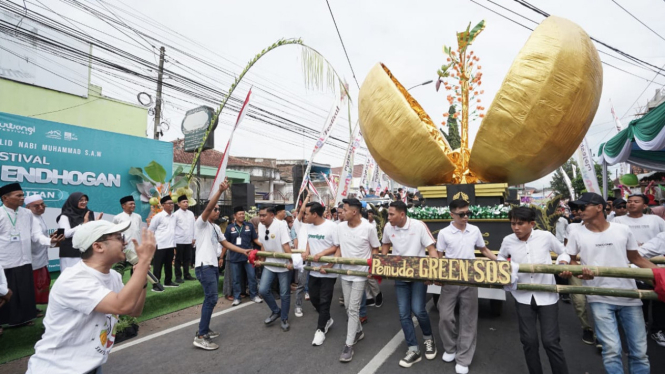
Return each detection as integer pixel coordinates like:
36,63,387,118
209,88,253,199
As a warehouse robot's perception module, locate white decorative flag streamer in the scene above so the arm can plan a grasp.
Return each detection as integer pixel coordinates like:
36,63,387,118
321,172,336,197
209,88,252,199
610,100,628,176
359,153,371,189
575,137,601,194
335,125,362,205
295,89,347,207
560,166,576,200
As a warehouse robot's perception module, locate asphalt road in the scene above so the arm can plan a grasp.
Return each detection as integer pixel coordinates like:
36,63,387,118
100,279,665,374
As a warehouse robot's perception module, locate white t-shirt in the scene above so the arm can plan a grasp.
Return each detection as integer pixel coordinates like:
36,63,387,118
173,209,195,245
148,210,176,249
338,220,380,281
555,217,568,243
499,230,566,306
436,223,485,259
27,262,124,374
566,223,642,306
566,222,582,237
194,217,224,268
306,220,339,279
613,214,665,245
112,212,142,253
0,263,7,296
259,219,291,273
381,217,435,257
607,211,616,222
296,221,311,251
638,231,665,259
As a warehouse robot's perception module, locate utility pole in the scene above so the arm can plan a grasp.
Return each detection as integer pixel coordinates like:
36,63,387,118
153,46,165,140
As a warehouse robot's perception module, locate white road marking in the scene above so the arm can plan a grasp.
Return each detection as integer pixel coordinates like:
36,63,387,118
111,301,254,353
357,300,433,374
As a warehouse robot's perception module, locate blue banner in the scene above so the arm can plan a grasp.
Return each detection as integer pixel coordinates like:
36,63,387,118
0,111,173,219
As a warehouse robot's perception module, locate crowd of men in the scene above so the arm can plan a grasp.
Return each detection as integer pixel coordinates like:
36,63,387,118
1,179,664,374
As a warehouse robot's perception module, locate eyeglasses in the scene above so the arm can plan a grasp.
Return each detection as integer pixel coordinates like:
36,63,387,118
31,203,46,208
213,208,219,212
264,229,270,241
101,233,125,244
452,211,473,218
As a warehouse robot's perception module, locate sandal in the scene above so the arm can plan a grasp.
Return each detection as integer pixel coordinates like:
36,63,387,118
36,312,45,318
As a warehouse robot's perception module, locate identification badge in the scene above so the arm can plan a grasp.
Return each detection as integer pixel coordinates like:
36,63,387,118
236,237,242,245
10,234,20,242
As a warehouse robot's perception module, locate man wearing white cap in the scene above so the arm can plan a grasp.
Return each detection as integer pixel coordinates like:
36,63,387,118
25,195,57,307
27,220,156,374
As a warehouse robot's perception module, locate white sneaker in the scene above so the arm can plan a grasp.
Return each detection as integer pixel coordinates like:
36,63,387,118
231,299,241,306
295,307,303,317
455,364,469,374
312,329,326,346
442,351,456,362
305,292,310,300
252,296,263,303
324,318,334,333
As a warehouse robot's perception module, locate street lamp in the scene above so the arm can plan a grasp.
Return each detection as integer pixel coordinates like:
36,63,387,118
407,80,434,91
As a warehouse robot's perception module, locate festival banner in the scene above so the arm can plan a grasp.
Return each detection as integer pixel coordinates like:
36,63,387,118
575,137,601,194
370,160,381,191
335,124,362,205
610,100,628,175
295,90,347,206
371,254,511,285
321,172,336,197
359,153,371,190
560,166,576,200
209,88,252,199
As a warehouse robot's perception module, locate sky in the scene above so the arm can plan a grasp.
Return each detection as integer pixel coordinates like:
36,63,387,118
8,0,665,189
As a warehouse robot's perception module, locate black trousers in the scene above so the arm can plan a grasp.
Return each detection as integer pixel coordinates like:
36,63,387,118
514,298,569,374
174,244,193,279
153,247,175,284
308,276,337,331
0,264,36,326
637,280,665,332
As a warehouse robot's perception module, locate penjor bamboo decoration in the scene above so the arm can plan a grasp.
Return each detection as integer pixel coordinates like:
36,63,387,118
255,251,369,266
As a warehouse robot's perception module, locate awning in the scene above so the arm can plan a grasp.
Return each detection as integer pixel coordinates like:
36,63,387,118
597,102,665,170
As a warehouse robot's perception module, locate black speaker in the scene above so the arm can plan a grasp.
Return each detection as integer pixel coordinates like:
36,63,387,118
231,183,255,210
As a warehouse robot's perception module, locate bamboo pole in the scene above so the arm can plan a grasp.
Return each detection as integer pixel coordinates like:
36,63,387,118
517,264,654,280
257,262,660,300
472,250,665,265
255,251,369,266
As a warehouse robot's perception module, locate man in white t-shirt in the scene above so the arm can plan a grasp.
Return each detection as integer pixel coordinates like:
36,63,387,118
148,195,178,290
613,193,665,245
258,206,293,332
27,219,156,374
337,198,380,362
554,207,568,244
303,202,339,346
436,199,496,374
560,193,655,374
607,198,627,222
111,196,143,277
192,180,249,350
381,201,438,368
294,194,312,317
174,195,196,283
498,207,570,374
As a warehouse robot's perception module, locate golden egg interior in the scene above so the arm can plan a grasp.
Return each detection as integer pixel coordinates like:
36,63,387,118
358,63,455,187
469,16,603,184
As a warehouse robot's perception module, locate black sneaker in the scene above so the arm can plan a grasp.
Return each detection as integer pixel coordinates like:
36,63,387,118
399,350,422,368
264,312,280,325
595,339,602,350
582,329,594,345
375,292,383,308
424,339,437,360
151,284,164,292
184,275,196,281
650,330,665,347
175,278,184,284
281,319,290,332
164,282,179,288
366,298,376,307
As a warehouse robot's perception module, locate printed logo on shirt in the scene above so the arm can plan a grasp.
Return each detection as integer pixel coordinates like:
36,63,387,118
96,314,118,355
271,234,275,239
596,243,613,247
627,225,651,229
231,227,236,232
308,234,326,240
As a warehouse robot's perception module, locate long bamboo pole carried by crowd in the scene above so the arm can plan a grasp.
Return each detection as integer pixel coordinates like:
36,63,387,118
470,250,665,265
253,261,660,300
253,251,657,280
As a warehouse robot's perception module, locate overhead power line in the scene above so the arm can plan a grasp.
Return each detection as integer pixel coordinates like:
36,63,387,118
324,0,360,89
611,0,665,43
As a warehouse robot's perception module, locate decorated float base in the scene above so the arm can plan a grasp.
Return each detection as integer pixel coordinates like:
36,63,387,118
417,182,511,315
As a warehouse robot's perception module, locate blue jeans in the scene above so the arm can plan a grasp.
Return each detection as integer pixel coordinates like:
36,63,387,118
259,268,291,321
589,303,649,374
195,265,219,337
394,280,433,350
360,292,367,318
230,261,258,300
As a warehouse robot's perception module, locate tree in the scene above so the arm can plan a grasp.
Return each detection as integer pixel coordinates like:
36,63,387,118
444,106,461,149
550,159,613,199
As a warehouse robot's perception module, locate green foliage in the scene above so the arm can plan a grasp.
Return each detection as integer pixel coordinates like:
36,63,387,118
445,106,461,149
144,161,167,184
531,195,562,234
129,167,151,182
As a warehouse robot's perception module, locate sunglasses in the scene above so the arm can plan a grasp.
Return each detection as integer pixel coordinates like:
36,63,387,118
264,229,270,241
452,211,473,218
213,208,219,212
578,203,600,211
615,204,626,209
101,233,125,244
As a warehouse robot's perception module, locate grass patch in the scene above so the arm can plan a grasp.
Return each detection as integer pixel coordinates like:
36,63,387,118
0,270,222,364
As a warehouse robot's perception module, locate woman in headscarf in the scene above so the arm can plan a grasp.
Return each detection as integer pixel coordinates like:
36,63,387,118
56,192,100,272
